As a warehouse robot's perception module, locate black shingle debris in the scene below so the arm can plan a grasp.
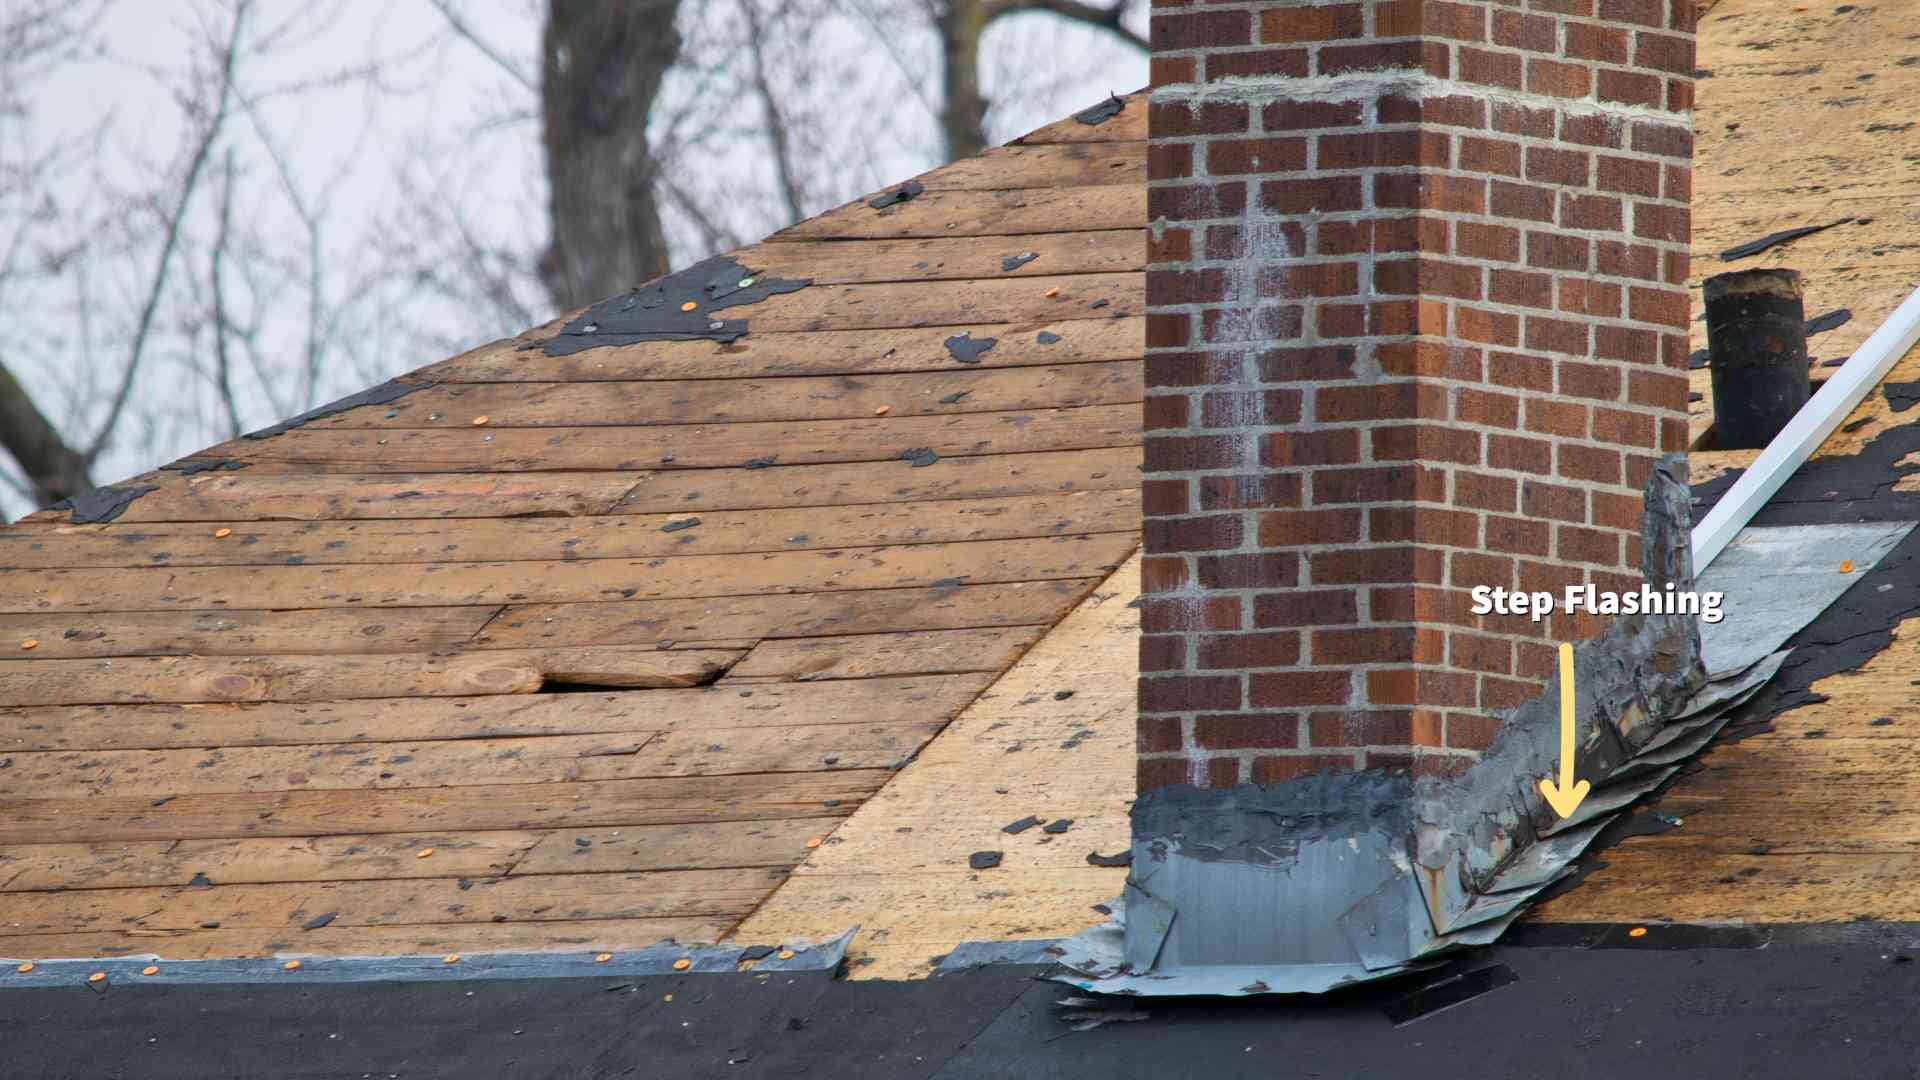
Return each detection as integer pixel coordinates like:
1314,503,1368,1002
542,255,809,354
1806,308,1852,336
1086,850,1130,867
1002,251,1039,272
661,518,701,533
302,912,338,931
969,851,1004,870
898,447,940,467
868,181,924,209
1720,217,1861,260
1003,816,1043,835
1043,819,1073,835
944,332,997,363
162,458,247,475
53,485,159,524
245,379,427,439
1074,93,1126,125
1036,331,1062,344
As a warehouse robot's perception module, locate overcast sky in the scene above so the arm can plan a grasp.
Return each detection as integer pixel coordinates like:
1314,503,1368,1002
1,0,1147,519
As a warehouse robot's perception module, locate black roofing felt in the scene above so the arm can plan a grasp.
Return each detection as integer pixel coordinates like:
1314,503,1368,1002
11,940,1919,1078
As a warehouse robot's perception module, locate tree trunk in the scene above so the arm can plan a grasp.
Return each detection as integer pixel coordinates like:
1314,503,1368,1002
0,358,92,507
936,1,992,164
539,0,684,311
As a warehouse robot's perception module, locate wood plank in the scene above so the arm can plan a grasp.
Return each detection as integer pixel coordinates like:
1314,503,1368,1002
0,769,889,844
0,868,786,938
0,673,993,753
0,722,940,801
0,647,742,707
510,819,825,876
184,403,1142,473
0,917,732,961
414,317,1142,384
912,141,1144,191
0,832,541,892
1007,92,1146,145
2,533,1137,613
0,491,1139,570
589,273,1141,336
0,606,499,661
27,471,646,525
612,446,1142,515
729,555,1139,979
284,361,1142,430
0,579,1093,661
770,186,1144,242
722,626,1046,682
736,229,1142,285
1,820,831,893
476,578,1096,649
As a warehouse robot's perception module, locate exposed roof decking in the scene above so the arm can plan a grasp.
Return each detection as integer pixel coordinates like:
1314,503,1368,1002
0,94,1150,962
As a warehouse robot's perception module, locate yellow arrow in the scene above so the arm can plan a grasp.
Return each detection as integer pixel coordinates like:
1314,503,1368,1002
1538,642,1591,819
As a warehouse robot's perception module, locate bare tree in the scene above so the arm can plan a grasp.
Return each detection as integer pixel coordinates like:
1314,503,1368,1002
538,0,684,310
932,0,1145,161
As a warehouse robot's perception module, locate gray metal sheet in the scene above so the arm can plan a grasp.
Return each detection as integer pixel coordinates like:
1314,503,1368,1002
1697,521,1915,677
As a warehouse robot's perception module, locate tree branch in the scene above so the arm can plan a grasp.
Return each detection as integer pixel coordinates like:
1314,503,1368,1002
739,0,806,224
86,0,250,462
0,356,91,505
427,0,536,92
984,0,1146,49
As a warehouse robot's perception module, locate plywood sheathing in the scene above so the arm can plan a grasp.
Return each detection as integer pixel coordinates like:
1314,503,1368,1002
1685,0,1920,448
727,555,1141,980
0,92,1151,962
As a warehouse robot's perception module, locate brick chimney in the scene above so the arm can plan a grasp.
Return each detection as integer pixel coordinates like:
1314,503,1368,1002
1140,0,1695,792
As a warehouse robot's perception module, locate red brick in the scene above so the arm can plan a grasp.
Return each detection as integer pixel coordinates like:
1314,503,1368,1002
1596,239,1660,280
1559,359,1623,401
1257,344,1358,381
1138,713,1183,752
1458,45,1523,89
1316,303,1367,339
1490,268,1554,308
1314,626,1417,665
1318,130,1450,169
1367,668,1477,707
1150,55,1196,86
1204,48,1312,80
1630,285,1690,328
1596,324,1659,363
1458,135,1523,177
1559,443,1622,484
1260,3,1363,42
1561,192,1623,231
1457,221,1521,262
1141,674,1244,714
1144,513,1244,552
1148,267,1228,305
1260,508,1364,546
1457,387,1521,427
1137,757,1188,793
1491,9,1555,51
1368,506,1482,547
1560,112,1625,149
1205,137,1308,175
1456,472,1518,512
1491,180,1555,222
1144,394,1188,430
1375,339,1485,380
1198,552,1301,589
1144,434,1243,472
1200,472,1303,510
1151,9,1252,50
1633,31,1694,76
1597,68,1663,108
1492,101,1555,138
1142,478,1189,516
1197,633,1301,670
1308,710,1416,747
1258,261,1360,298
1261,176,1364,213
1142,594,1243,633
1311,544,1447,585
1194,713,1300,749
1149,180,1246,221
1250,670,1353,707
1376,93,1487,128
1148,101,1251,138
1374,173,1487,213
1634,203,1689,244
1489,350,1553,392
1373,424,1482,465
1450,632,1514,675
1456,305,1520,346
1564,21,1629,62
1525,398,1588,438
1524,313,1590,355
1374,258,1484,301
1592,406,1658,447
1558,523,1621,564
1253,589,1360,627
1522,479,1587,523
1316,381,1449,422
1261,99,1366,130
1526,232,1590,272
1485,515,1551,556
1251,753,1358,783
1527,57,1592,98
1318,39,1451,77
1488,433,1553,474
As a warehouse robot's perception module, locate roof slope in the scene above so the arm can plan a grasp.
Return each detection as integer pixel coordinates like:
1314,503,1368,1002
0,94,1148,961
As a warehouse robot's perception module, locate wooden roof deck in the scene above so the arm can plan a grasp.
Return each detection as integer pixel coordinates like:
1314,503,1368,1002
0,97,1149,962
